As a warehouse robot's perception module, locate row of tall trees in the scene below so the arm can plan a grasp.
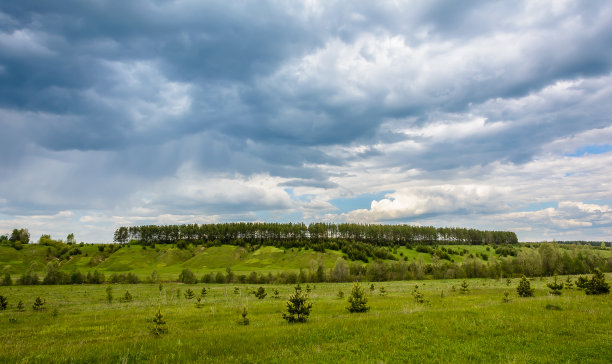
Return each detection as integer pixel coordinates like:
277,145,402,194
114,223,517,246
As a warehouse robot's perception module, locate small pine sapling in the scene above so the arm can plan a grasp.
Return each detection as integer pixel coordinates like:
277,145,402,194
254,286,267,299
369,283,375,292
106,286,113,304
412,285,425,304
0,295,7,310
273,289,280,299
503,291,511,303
201,287,208,298
52,307,59,318
516,276,535,297
575,276,589,289
195,295,204,308
151,307,168,335
176,288,181,299
379,286,387,296
233,287,240,295
506,278,512,286
305,284,311,293
17,300,24,311
238,307,249,326
33,297,46,311
459,280,469,294
184,288,195,299
564,276,574,289
584,268,610,295
337,289,344,299
282,284,312,323
119,290,133,303
347,282,369,313
546,276,564,296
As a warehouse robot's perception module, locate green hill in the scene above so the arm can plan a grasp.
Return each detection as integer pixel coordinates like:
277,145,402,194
1,241,610,283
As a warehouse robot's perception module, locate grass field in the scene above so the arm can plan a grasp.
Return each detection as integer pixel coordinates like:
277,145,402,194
1,276,610,363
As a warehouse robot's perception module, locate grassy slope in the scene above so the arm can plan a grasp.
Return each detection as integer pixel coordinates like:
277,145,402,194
0,277,610,363
2,244,611,281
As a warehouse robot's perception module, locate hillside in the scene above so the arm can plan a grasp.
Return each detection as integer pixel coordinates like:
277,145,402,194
1,242,610,283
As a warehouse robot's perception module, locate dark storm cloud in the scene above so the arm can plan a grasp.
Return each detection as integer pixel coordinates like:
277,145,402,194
1,1,612,242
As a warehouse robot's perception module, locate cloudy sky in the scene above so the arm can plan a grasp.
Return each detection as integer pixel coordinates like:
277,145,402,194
1,1,612,243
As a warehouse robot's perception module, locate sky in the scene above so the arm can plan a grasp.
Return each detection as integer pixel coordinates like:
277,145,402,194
1,0,612,243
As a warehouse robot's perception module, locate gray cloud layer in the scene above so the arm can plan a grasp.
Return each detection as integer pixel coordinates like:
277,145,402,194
1,1,612,242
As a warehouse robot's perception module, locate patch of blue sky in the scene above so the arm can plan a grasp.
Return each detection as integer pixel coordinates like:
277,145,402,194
330,191,391,213
566,144,612,157
515,202,558,212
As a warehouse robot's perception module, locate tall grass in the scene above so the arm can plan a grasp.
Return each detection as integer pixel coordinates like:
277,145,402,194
1,276,610,363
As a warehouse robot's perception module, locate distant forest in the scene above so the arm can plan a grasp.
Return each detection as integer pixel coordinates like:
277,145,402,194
114,223,518,246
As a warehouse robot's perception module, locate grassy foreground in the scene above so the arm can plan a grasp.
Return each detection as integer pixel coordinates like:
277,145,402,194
1,277,611,363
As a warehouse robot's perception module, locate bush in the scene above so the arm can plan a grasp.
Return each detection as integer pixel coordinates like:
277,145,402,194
516,276,535,297
575,276,589,289
178,269,197,284
0,295,7,310
1,273,12,286
282,284,312,323
18,271,40,285
546,276,564,296
347,283,369,313
584,269,610,295
254,287,267,299
413,285,425,304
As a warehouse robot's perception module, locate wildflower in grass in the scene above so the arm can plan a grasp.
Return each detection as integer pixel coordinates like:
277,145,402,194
347,282,369,313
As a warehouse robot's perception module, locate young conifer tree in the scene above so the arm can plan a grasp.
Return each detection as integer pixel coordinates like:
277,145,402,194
347,282,369,313
151,307,168,335
517,276,535,297
282,284,312,323
585,268,610,295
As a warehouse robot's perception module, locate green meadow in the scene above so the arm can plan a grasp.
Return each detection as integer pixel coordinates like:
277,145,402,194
1,276,610,363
